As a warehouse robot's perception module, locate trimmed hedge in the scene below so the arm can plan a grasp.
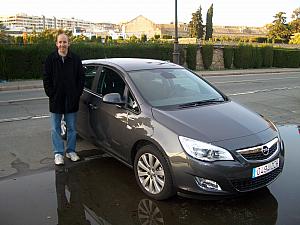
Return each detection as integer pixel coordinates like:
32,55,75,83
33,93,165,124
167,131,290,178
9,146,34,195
0,44,53,80
201,44,214,69
185,44,198,70
233,44,253,69
223,46,234,69
261,45,274,67
273,49,300,68
251,47,263,68
0,43,173,80
1,43,300,80
71,43,173,60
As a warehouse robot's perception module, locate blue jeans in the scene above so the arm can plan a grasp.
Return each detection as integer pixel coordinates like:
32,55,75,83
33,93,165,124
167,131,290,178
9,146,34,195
51,112,77,155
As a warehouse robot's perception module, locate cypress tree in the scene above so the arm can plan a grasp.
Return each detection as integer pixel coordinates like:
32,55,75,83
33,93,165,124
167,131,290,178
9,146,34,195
205,4,213,41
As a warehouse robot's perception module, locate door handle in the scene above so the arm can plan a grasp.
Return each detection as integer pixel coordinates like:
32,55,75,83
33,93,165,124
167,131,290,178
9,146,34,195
88,103,98,110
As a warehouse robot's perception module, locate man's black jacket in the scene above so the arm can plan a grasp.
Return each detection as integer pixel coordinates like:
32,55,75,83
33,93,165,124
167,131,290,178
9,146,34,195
43,50,85,113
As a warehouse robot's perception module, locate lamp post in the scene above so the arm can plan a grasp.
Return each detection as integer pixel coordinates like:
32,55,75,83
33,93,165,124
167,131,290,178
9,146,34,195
173,0,180,64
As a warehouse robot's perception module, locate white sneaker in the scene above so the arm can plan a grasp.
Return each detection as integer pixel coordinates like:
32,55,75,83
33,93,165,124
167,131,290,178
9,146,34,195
54,154,64,165
66,152,80,162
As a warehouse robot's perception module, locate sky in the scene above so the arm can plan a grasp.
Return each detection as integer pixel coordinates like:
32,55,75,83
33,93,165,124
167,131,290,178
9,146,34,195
0,0,299,27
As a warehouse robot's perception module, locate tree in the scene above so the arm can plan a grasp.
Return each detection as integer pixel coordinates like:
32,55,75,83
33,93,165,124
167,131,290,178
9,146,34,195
267,12,291,41
205,4,214,40
289,33,300,44
0,22,12,44
289,7,300,34
28,29,72,44
72,34,87,43
129,35,138,43
188,5,204,39
141,34,147,42
292,7,300,19
105,35,113,44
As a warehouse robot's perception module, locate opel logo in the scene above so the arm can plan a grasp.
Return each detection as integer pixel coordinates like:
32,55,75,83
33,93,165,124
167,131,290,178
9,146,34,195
262,146,270,156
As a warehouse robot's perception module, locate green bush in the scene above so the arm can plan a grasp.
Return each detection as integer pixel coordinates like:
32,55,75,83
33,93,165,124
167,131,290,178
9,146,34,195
141,34,147,43
2,43,300,80
261,45,273,67
201,44,213,69
273,49,300,68
233,44,253,69
1,44,53,80
249,37,268,43
223,46,234,69
0,46,7,80
251,47,263,68
0,43,174,80
185,44,198,70
162,35,172,39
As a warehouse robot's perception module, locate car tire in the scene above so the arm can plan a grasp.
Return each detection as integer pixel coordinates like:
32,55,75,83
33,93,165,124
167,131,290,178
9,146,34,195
134,144,175,200
61,119,67,140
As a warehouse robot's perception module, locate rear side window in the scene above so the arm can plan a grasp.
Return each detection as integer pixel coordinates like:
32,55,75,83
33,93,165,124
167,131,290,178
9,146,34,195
84,65,98,90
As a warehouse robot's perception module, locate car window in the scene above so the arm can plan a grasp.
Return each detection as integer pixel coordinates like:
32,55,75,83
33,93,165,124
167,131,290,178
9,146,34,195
128,68,224,107
127,90,139,113
84,65,98,90
97,67,125,96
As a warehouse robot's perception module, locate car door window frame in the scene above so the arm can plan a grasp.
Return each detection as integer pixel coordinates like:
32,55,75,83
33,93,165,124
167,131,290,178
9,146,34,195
97,66,126,98
83,64,101,94
95,66,141,114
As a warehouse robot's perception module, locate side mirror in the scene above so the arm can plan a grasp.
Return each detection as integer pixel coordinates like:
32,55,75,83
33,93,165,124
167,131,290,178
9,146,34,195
103,93,125,105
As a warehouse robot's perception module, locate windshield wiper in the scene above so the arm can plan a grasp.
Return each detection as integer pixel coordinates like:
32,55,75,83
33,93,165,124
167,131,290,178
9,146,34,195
178,98,224,108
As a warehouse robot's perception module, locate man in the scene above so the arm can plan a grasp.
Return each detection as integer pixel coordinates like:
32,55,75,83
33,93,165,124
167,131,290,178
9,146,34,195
43,33,85,165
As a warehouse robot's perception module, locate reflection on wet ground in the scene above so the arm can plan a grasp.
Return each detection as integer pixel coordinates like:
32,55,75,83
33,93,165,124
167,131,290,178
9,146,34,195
0,125,299,225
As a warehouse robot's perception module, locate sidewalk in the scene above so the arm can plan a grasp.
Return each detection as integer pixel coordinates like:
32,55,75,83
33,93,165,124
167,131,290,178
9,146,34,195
198,67,300,76
0,79,44,91
0,68,299,91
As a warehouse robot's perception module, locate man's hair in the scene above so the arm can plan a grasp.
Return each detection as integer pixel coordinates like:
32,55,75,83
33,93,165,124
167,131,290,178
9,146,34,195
56,32,69,42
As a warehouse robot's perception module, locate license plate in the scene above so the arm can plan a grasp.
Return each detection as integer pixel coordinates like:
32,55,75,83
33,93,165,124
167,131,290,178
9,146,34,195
252,158,279,178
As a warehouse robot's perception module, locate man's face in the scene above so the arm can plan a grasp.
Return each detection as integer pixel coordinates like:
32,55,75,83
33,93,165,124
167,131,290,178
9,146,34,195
56,34,70,56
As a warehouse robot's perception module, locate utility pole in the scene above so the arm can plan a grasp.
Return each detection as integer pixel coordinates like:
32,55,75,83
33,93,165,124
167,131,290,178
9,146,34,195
173,0,180,64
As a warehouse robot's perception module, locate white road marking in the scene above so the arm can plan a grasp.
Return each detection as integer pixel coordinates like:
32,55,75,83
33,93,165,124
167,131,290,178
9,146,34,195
0,97,48,104
0,114,50,123
212,76,300,84
205,71,300,79
228,86,300,96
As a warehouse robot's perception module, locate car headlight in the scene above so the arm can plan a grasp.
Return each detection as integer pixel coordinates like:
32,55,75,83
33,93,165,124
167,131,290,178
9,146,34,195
178,136,234,161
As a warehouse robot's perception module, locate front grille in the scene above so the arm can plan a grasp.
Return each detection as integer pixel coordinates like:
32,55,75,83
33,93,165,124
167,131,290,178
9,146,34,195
237,138,279,161
241,142,277,160
231,166,282,192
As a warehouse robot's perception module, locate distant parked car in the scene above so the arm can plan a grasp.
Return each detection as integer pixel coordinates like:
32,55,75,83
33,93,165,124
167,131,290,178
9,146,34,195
66,58,284,200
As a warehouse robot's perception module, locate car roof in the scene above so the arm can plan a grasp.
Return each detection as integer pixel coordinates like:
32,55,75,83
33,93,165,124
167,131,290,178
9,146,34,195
82,58,183,72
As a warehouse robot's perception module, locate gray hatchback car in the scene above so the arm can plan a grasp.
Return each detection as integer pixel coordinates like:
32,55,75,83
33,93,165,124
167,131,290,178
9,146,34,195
75,58,284,200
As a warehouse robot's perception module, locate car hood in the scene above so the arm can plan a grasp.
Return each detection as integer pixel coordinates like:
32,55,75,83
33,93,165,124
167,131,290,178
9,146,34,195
152,101,272,143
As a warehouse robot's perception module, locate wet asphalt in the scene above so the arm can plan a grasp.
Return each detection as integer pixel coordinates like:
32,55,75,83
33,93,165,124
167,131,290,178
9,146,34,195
0,125,299,225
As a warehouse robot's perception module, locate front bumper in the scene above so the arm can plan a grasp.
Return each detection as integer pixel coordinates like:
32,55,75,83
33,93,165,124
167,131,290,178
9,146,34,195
170,139,284,195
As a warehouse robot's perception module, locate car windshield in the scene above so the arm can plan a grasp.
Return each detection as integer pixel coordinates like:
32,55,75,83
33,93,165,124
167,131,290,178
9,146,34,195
128,68,225,107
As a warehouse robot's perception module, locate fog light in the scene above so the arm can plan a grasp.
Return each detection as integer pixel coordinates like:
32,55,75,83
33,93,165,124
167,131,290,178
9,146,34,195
195,177,222,191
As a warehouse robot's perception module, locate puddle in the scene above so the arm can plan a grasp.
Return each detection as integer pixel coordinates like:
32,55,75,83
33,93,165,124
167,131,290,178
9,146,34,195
0,125,299,225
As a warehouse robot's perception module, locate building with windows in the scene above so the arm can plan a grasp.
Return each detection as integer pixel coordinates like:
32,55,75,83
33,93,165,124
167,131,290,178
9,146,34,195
0,13,116,37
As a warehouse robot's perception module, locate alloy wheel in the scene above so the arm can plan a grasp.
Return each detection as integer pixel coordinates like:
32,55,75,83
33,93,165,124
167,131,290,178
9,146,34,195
137,153,165,194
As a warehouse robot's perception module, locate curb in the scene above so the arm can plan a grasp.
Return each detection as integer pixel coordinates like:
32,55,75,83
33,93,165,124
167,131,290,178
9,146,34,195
0,84,43,91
